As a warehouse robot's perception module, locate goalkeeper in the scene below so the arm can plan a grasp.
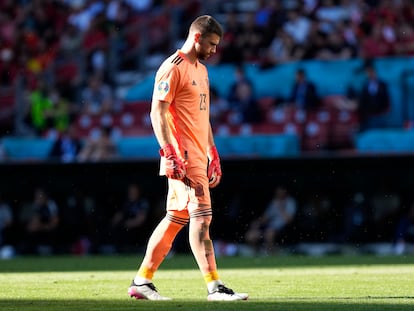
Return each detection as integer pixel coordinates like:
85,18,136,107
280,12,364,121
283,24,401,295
127,15,248,301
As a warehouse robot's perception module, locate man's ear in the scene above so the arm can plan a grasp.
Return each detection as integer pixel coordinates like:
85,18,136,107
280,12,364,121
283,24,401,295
194,32,201,43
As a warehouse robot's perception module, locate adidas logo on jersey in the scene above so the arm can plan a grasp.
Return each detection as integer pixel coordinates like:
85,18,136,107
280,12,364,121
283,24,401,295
192,80,197,86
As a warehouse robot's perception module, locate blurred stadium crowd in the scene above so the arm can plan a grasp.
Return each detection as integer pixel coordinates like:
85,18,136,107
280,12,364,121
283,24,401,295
1,0,414,160
1,0,414,258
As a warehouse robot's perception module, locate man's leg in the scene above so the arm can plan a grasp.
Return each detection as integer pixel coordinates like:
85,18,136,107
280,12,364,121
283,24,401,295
188,210,248,301
188,211,217,281
139,215,186,274
129,214,187,300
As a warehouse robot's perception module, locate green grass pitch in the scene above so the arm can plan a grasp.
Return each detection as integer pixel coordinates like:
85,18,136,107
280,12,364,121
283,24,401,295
0,254,413,310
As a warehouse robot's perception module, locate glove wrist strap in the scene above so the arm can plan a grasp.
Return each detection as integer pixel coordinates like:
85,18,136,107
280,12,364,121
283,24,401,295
208,145,219,160
160,143,176,157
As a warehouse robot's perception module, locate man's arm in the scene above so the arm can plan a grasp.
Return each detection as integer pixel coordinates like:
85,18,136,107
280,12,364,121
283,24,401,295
207,123,215,150
150,99,171,147
150,98,186,180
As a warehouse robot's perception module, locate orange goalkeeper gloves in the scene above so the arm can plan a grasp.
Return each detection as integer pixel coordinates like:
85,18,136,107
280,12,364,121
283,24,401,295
160,144,186,180
207,146,222,188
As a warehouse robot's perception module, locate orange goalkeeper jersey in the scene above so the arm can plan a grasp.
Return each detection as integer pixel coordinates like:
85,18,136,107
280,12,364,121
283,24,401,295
152,50,210,176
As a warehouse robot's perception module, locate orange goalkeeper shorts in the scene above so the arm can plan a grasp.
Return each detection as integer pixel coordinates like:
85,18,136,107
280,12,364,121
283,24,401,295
166,173,211,216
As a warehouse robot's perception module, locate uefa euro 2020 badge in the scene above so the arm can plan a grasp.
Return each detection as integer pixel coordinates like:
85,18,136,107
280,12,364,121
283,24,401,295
158,81,169,95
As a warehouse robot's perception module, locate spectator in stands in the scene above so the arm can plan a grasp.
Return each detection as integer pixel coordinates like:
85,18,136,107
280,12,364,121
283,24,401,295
67,1,103,33
288,68,320,110
48,90,71,136
0,46,17,89
236,12,265,63
394,201,414,255
368,182,401,242
314,31,356,61
213,186,246,246
49,124,82,163
55,22,83,100
210,87,229,128
20,187,60,255
395,22,414,56
227,78,262,125
0,9,17,45
144,13,172,70
108,183,150,252
263,29,304,68
337,19,359,56
219,11,243,65
283,8,311,45
59,23,82,58
359,23,392,59
296,191,333,242
228,65,253,101
27,79,54,135
336,191,371,244
226,65,262,124
254,0,274,29
26,83,73,138
315,0,351,32
0,49,15,134
26,36,58,77
80,11,110,80
62,187,96,255
357,64,390,131
77,126,118,162
244,185,297,255
266,0,288,31
300,20,328,60
0,193,13,251
80,74,114,115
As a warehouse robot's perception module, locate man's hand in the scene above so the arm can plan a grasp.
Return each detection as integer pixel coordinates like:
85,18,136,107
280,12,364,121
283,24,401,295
160,144,186,180
207,146,222,188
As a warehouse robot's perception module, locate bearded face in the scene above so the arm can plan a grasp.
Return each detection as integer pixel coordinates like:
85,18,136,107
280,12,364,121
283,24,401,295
195,33,220,60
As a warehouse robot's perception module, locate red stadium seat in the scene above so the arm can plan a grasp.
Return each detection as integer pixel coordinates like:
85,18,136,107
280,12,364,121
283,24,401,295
0,90,15,131
122,102,151,128
257,97,275,120
55,61,79,84
120,127,153,137
215,124,242,136
251,123,285,134
329,109,360,149
302,120,330,151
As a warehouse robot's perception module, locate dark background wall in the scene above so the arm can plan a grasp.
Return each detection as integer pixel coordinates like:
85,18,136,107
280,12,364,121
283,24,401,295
1,155,413,252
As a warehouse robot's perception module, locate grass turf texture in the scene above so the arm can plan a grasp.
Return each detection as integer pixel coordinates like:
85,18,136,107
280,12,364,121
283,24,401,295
0,255,413,310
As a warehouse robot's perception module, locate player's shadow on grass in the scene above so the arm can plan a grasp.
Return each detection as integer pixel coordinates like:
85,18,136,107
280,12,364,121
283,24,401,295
1,299,414,311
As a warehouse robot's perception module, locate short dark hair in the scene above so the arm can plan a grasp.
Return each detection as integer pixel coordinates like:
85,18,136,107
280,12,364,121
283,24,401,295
190,15,223,38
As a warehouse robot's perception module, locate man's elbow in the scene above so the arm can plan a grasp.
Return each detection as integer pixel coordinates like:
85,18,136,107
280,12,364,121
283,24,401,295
150,109,160,125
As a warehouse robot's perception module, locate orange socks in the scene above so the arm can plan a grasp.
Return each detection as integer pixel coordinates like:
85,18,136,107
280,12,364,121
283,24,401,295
136,217,183,280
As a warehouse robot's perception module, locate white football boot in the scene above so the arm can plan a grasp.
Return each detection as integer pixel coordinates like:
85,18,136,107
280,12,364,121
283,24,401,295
207,284,248,301
128,281,171,300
